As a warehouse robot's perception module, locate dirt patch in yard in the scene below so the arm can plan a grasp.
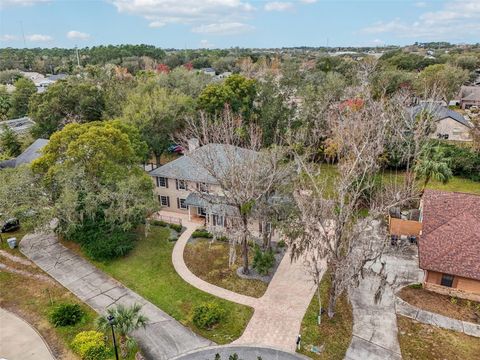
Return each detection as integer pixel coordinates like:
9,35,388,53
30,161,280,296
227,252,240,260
398,286,480,323
397,315,480,360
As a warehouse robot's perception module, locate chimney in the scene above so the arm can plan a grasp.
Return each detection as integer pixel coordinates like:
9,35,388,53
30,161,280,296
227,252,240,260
187,138,200,152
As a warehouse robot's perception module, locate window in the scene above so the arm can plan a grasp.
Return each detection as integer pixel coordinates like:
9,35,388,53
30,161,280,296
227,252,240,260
197,182,209,193
197,207,207,216
156,177,168,188
176,179,187,190
178,198,187,209
259,221,272,234
159,195,170,207
212,214,224,227
440,274,454,288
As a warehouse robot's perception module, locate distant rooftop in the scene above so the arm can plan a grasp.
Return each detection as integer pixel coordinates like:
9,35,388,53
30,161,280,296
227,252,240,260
410,103,471,128
0,117,35,134
0,138,49,169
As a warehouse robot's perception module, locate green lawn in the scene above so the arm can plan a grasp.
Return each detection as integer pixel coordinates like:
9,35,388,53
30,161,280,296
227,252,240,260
92,226,254,344
319,163,480,195
298,273,353,360
0,229,131,360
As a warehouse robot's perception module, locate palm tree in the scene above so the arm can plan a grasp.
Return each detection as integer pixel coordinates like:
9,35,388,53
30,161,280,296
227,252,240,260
97,303,148,358
414,142,453,191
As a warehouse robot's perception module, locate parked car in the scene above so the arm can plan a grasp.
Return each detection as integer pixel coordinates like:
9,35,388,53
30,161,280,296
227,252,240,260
167,144,184,154
1,218,20,233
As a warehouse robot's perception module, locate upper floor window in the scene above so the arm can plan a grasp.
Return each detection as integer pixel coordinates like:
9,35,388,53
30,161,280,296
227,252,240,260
156,177,168,188
197,182,209,193
176,179,187,190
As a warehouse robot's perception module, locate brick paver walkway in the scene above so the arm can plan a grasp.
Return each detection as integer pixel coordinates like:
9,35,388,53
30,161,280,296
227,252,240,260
168,211,318,353
20,232,212,360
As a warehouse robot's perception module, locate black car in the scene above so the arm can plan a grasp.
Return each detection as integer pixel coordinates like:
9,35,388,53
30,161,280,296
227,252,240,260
1,218,20,233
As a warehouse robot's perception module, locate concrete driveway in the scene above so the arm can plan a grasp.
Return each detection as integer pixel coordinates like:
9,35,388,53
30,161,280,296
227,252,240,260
0,308,54,360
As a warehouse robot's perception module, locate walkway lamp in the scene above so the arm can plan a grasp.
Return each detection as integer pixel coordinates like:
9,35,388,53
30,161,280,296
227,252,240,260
107,314,119,360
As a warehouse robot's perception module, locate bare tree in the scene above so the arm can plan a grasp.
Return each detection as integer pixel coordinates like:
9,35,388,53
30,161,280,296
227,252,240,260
285,91,434,318
179,108,292,274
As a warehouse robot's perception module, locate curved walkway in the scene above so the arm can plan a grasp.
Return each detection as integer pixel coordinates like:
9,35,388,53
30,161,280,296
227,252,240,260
168,211,318,353
0,307,54,360
20,232,212,360
395,296,480,338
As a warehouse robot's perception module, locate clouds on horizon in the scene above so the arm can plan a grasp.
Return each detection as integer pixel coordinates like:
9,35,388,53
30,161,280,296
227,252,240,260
362,0,480,41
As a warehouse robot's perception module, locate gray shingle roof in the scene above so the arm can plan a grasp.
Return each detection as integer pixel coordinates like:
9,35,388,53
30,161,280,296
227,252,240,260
411,103,471,128
149,143,257,184
0,139,49,169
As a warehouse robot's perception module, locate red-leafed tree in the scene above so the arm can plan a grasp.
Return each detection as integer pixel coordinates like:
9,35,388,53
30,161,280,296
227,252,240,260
156,63,170,74
183,62,193,71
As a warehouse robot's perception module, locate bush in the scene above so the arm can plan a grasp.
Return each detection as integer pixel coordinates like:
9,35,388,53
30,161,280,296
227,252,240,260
66,219,137,261
150,219,168,227
71,331,109,360
192,302,226,329
169,223,183,232
408,283,423,289
276,240,286,248
49,303,85,327
253,247,275,276
82,229,136,261
192,230,213,239
217,236,229,242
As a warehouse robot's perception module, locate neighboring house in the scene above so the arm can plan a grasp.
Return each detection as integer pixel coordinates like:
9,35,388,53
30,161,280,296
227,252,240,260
418,190,480,302
0,138,49,169
411,103,473,142
201,68,216,76
149,142,274,237
458,86,480,109
0,117,36,135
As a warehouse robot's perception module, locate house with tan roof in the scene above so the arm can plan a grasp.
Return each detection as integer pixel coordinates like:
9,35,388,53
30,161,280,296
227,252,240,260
458,86,480,109
418,190,480,301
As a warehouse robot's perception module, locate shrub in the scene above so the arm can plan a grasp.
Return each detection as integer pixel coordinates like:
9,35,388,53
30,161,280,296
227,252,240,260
169,223,183,232
253,247,275,276
192,302,226,329
276,240,286,248
66,219,137,261
408,283,423,289
71,331,109,360
192,230,213,239
49,303,84,327
217,236,228,242
150,219,168,227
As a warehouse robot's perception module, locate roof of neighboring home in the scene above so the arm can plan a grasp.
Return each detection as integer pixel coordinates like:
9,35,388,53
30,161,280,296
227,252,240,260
149,143,257,184
0,139,49,169
459,86,480,101
418,190,480,281
411,103,471,128
0,117,36,134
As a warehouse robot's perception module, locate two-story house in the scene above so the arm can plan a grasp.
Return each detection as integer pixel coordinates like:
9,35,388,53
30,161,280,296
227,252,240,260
149,142,274,237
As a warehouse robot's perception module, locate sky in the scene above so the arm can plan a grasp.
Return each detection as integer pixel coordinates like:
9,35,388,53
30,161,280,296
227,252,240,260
0,0,479,49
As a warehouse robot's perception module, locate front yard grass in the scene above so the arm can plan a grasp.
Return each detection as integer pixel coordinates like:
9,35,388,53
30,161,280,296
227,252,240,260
397,315,480,360
91,226,254,344
298,273,353,360
398,286,480,323
184,238,268,298
319,163,480,195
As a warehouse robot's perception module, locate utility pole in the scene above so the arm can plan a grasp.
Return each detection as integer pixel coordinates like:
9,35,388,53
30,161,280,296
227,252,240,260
75,45,80,67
